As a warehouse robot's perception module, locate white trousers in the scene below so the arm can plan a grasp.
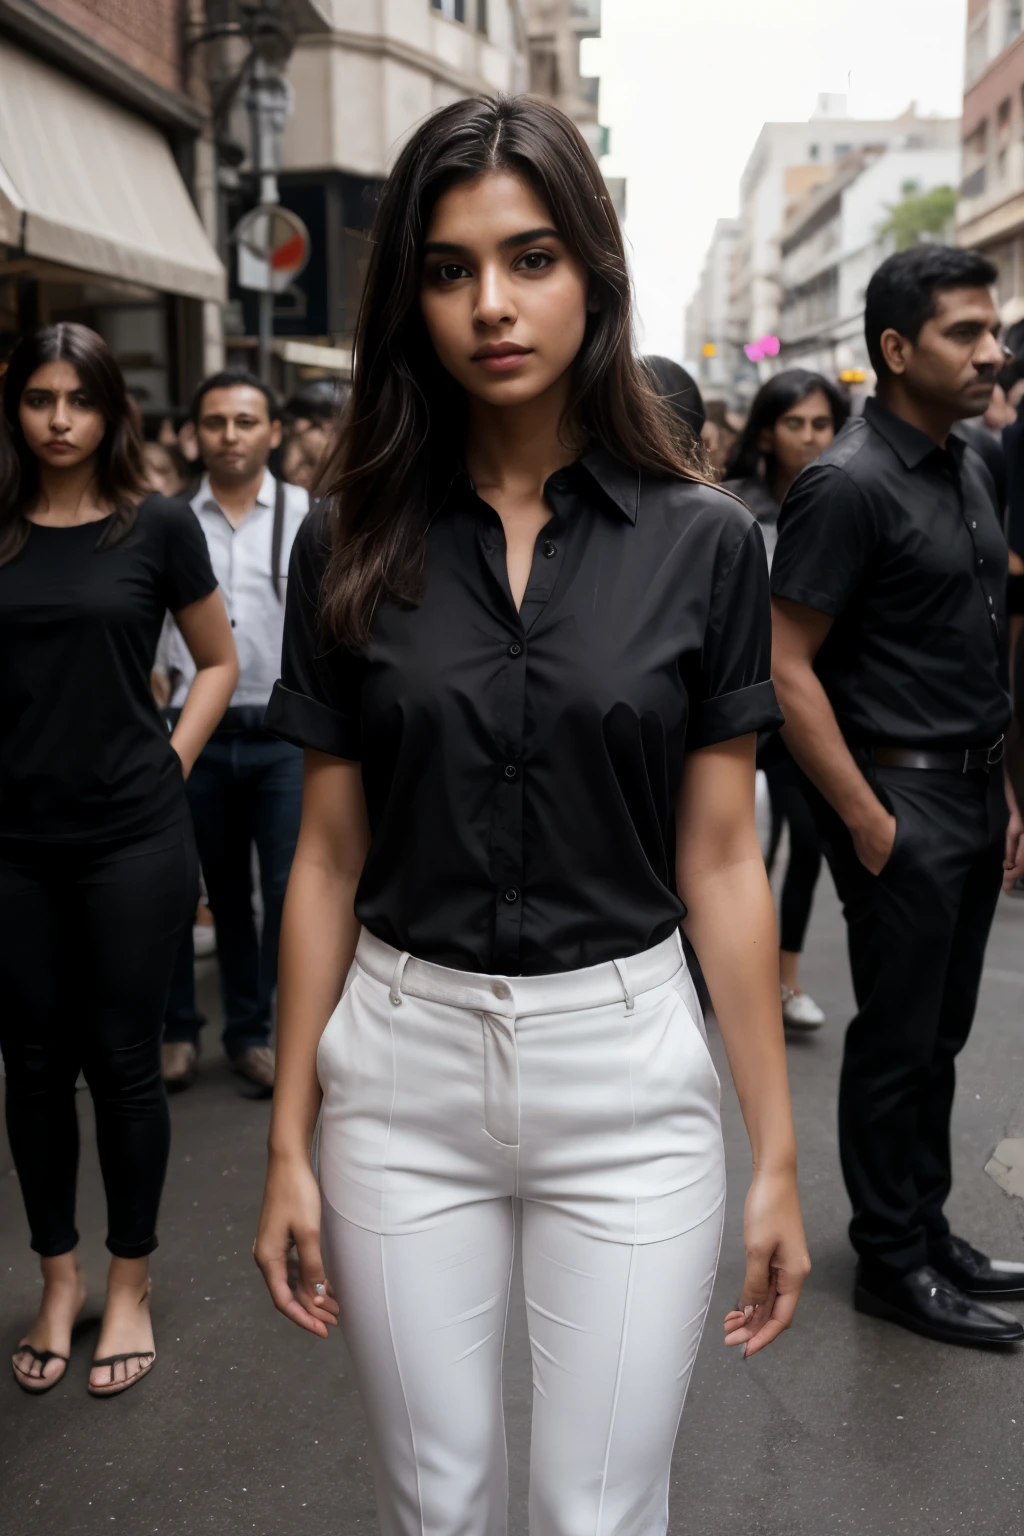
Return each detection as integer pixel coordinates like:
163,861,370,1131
318,930,726,1536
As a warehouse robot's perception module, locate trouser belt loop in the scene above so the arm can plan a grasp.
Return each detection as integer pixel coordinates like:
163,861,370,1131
389,952,411,1007
612,957,635,1012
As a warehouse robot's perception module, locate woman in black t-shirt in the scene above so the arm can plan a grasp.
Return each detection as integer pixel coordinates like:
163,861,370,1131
253,99,809,1533
0,325,238,1397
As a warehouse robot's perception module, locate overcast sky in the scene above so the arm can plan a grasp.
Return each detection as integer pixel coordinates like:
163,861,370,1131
597,0,968,361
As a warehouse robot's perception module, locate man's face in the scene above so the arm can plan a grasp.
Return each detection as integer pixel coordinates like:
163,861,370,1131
196,385,281,482
882,287,1005,420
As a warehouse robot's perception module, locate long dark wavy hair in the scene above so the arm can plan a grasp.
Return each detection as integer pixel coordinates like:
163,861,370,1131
0,323,146,568
319,94,706,645
724,368,849,484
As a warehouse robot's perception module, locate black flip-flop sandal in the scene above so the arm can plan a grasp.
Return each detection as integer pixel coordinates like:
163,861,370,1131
87,1350,156,1398
12,1343,69,1394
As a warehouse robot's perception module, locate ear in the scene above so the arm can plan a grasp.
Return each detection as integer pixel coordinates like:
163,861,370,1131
269,419,284,451
879,327,909,377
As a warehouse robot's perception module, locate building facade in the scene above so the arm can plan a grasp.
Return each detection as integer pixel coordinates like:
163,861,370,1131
523,0,601,161
957,0,1024,316
683,217,740,395
0,0,226,412
779,135,960,378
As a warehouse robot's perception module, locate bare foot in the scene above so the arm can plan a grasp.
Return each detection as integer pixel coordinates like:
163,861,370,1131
12,1254,86,1391
89,1259,156,1394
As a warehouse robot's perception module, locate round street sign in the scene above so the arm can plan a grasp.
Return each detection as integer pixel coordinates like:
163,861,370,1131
234,205,310,295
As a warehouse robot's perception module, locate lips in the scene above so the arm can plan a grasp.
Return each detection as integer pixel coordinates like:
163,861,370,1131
471,343,533,373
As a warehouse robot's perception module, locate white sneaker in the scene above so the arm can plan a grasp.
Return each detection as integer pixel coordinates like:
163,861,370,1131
193,922,217,958
781,986,825,1030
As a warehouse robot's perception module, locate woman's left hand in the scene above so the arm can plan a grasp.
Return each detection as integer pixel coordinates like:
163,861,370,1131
723,1167,810,1358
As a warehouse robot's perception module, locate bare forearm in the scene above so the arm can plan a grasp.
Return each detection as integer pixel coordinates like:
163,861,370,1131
775,660,880,831
170,662,236,775
267,854,362,1162
682,851,796,1174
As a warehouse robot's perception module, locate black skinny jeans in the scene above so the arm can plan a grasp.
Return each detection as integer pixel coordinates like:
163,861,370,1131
0,822,197,1258
764,754,822,954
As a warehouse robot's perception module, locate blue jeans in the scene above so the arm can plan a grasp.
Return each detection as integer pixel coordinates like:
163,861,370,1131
164,731,302,1059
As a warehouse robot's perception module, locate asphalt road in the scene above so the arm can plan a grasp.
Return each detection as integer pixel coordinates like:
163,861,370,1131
3,868,1024,1536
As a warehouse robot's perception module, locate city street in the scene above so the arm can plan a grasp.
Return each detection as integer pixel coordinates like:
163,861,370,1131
2,868,1024,1536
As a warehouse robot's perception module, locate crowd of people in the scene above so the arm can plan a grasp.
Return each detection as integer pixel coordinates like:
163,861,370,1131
2,87,1024,1536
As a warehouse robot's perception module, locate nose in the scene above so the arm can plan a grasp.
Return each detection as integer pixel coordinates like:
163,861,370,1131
475,261,517,328
978,331,1006,369
50,397,71,431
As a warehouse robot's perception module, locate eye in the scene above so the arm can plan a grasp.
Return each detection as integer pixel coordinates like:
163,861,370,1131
517,249,554,272
435,262,470,283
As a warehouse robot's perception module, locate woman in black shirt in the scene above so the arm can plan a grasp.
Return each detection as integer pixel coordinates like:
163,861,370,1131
0,324,237,1396
254,97,808,1532
724,371,848,1031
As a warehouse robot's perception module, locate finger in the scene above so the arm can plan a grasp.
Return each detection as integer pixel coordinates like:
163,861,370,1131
739,1252,772,1312
257,1251,330,1337
742,1317,789,1357
295,1233,340,1327
742,1281,803,1357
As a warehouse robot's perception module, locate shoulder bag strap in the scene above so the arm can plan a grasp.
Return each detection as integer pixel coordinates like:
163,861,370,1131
271,474,286,602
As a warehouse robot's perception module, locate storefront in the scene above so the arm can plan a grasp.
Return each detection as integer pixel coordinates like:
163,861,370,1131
0,37,224,418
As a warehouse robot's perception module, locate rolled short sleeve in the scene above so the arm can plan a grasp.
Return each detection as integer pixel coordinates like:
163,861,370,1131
262,508,363,759
158,496,217,612
688,517,784,749
771,463,877,616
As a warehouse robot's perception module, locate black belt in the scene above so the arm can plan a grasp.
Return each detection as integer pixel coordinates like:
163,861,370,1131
867,737,1004,774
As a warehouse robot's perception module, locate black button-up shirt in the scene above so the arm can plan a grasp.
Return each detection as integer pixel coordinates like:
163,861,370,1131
266,447,781,975
771,396,1010,751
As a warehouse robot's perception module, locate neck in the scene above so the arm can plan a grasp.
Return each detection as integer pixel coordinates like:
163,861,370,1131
768,465,795,506
33,459,102,522
876,381,954,448
208,465,267,524
464,375,582,494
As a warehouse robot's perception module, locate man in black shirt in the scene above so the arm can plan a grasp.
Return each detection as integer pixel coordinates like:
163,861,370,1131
772,246,1024,1347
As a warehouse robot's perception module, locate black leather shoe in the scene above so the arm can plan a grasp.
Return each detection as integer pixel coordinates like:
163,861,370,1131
854,1264,1024,1347
929,1235,1024,1299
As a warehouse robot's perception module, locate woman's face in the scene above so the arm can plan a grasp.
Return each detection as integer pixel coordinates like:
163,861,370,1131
142,442,185,497
18,360,107,471
759,387,836,480
419,171,590,410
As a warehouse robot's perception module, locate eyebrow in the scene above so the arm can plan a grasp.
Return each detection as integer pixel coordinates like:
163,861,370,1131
423,226,561,256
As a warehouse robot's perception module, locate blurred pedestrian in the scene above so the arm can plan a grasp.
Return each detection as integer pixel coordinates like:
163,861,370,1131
701,398,741,479
724,369,849,1031
772,246,1024,1346
280,381,348,492
0,324,237,1396
643,354,705,445
142,440,190,499
160,371,309,1097
254,95,808,1536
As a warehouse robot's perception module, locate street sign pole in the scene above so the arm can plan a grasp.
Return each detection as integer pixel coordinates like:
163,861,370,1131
244,56,294,386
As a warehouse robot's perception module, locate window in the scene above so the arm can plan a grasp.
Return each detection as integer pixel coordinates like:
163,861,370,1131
833,142,852,159
431,0,466,21
1007,2,1023,46
966,8,990,85
477,0,487,33
999,96,1013,128
809,143,820,160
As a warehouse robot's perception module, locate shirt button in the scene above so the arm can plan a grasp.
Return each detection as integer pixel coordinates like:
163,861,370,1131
978,558,984,566
230,619,237,628
504,763,517,779
492,980,511,1000
543,541,556,558
508,642,522,657
504,887,519,903
989,596,994,606
972,521,977,529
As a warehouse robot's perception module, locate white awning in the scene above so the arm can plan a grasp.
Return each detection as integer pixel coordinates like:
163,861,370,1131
0,41,225,303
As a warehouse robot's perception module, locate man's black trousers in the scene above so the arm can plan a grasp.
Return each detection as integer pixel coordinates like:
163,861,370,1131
808,765,1006,1276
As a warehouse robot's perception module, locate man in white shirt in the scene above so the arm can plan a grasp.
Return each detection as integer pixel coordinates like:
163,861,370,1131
161,372,310,1096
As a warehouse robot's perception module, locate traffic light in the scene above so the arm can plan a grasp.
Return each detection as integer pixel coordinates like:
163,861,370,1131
702,343,717,358
839,368,866,384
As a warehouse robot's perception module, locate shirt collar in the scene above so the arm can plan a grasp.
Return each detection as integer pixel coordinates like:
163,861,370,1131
863,396,964,470
195,466,276,516
577,444,640,523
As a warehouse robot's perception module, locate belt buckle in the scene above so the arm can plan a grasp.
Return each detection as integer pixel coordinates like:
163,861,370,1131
987,735,1005,768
